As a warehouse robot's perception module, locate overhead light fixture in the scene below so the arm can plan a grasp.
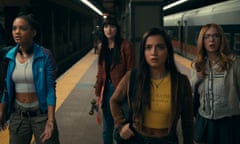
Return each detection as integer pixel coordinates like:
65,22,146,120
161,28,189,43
103,15,107,19
80,0,103,16
163,0,188,10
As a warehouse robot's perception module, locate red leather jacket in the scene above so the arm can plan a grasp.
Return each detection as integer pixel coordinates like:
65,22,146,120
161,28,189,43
95,40,134,105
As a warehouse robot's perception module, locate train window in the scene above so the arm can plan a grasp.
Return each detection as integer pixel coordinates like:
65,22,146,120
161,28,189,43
234,33,240,51
224,33,231,46
166,29,177,40
167,30,173,38
224,33,230,42
195,32,199,45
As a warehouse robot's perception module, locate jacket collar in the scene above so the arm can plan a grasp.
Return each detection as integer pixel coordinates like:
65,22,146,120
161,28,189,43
5,42,44,61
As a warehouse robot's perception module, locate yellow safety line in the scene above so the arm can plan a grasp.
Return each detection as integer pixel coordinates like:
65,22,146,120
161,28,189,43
55,51,97,110
0,52,191,144
174,54,192,69
0,50,98,144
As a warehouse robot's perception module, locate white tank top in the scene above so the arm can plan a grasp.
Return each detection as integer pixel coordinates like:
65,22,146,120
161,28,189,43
12,56,36,93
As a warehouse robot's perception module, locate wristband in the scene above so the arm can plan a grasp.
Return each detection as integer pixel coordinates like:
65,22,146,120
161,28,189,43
47,119,55,123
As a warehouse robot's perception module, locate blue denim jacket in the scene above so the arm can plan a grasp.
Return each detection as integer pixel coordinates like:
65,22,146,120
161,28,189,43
1,42,57,113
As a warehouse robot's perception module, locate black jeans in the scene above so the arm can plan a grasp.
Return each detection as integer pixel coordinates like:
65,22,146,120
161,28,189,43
194,114,240,144
115,127,178,144
133,131,178,144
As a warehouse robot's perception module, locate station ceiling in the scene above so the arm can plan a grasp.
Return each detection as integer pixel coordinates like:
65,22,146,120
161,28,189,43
91,0,227,16
0,0,228,17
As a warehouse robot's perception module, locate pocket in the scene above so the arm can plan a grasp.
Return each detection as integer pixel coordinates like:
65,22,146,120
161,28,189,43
113,127,136,144
32,114,48,123
162,134,178,144
9,114,23,134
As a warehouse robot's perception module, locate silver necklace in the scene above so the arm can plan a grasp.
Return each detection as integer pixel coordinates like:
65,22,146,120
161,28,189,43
152,79,164,88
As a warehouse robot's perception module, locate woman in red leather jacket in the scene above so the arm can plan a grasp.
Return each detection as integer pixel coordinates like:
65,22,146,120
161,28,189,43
95,15,135,144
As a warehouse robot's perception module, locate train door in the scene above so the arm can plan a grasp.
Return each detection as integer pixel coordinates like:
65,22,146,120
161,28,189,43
177,20,182,54
178,15,184,56
183,19,188,57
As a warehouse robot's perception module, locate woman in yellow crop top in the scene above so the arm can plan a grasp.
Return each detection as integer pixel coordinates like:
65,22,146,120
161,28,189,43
110,27,193,144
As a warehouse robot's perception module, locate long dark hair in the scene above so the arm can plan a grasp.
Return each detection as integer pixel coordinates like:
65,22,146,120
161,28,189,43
132,27,179,119
98,15,122,65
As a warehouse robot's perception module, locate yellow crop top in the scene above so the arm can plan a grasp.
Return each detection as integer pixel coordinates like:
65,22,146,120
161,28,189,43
143,73,171,129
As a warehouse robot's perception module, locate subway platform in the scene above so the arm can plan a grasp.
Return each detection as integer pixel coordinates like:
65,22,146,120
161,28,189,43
0,49,192,144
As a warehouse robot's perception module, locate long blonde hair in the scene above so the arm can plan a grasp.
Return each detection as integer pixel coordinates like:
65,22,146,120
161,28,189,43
193,23,235,72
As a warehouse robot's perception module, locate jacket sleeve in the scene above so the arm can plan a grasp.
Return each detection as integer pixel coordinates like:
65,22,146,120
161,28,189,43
95,48,104,97
181,75,194,144
0,62,6,102
110,71,131,128
190,64,198,91
44,48,57,106
122,40,135,71
0,46,12,103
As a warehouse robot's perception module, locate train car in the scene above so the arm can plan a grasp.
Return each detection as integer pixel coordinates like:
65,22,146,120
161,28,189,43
164,0,240,60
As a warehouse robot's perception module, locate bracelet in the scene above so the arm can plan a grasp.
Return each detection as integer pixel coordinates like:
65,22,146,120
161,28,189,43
113,126,123,142
113,122,129,142
47,119,55,123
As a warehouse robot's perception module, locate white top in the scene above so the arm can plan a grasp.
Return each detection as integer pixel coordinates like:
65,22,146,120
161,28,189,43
12,56,36,93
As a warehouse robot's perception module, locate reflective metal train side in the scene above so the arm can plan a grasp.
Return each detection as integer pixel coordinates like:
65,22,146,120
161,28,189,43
164,0,240,59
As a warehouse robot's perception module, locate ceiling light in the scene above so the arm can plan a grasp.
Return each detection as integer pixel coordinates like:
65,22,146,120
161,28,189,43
163,0,188,10
80,0,103,16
